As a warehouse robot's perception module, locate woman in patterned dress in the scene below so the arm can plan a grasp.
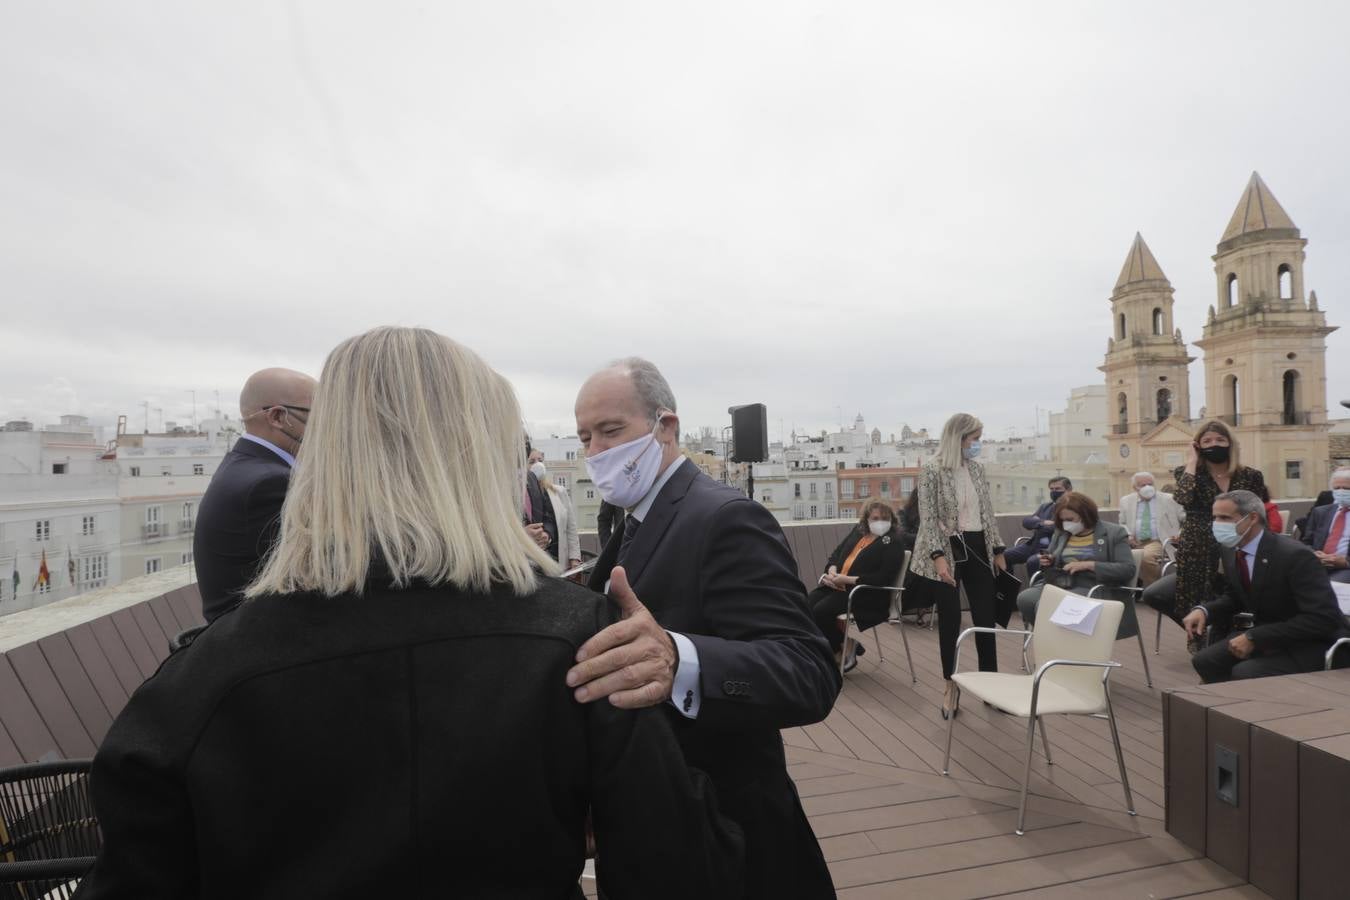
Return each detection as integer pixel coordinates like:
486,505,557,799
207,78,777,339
1170,420,1266,626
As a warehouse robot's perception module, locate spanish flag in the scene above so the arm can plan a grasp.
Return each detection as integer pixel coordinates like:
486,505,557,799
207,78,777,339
35,551,50,590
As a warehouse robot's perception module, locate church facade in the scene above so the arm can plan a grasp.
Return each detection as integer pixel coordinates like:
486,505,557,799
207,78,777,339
1104,173,1336,501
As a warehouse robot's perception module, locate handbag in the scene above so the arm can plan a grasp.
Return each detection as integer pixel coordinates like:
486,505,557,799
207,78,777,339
992,568,1022,628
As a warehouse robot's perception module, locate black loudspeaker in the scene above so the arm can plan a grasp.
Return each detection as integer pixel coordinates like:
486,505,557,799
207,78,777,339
729,403,768,463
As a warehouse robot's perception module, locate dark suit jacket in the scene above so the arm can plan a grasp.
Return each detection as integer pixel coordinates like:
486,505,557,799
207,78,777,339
588,460,840,899
78,578,744,900
525,470,559,561
1300,502,1347,554
192,439,291,622
1205,530,1345,666
1021,501,1057,547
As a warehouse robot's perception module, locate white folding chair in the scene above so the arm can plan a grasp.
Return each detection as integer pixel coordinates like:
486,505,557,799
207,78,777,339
942,585,1135,834
838,550,916,685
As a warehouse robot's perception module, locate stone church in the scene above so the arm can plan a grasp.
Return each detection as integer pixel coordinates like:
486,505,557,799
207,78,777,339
1102,172,1336,502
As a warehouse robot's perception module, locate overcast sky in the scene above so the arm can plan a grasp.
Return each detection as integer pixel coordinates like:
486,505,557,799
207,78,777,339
2,1,1348,444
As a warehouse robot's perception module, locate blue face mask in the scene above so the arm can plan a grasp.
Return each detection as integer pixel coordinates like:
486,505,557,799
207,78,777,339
963,440,982,460
1334,488,1350,508
1212,516,1253,549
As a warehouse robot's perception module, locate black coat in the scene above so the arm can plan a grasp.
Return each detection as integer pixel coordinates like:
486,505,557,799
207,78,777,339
525,470,559,561
1205,529,1346,668
192,438,291,622
588,460,840,899
1299,502,1347,554
76,578,745,900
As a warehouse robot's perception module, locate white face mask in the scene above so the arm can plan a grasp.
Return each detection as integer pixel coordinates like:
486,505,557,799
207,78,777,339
584,421,665,509
1061,520,1085,536
1137,485,1156,500
529,461,547,480
868,519,892,537
1334,488,1350,508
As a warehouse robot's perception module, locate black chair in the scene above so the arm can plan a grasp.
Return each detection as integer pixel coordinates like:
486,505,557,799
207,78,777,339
0,760,100,898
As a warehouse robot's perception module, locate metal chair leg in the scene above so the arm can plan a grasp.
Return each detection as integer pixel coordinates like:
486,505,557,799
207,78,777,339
941,684,959,775
1037,716,1053,765
1015,713,1038,835
1021,631,1032,673
1136,629,1153,688
1154,606,1163,654
873,624,885,665
1104,686,1137,817
897,620,916,684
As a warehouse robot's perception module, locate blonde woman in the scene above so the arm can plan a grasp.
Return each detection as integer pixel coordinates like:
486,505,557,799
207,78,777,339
910,413,1008,718
78,327,743,900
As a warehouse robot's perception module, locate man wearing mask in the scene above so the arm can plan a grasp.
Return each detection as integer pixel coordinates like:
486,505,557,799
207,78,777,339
523,441,558,561
1183,490,1346,683
1119,472,1185,586
1300,468,1350,584
194,368,316,622
568,357,840,899
1001,477,1072,579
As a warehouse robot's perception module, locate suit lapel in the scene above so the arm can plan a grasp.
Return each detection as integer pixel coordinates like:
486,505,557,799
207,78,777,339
619,462,698,594
1248,531,1276,612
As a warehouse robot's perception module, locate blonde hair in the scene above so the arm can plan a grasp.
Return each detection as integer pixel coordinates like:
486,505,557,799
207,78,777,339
247,327,555,599
936,413,983,470
1192,419,1242,473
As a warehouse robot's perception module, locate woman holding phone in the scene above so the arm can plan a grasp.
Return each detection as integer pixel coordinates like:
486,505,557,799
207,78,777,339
1169,419,1266,640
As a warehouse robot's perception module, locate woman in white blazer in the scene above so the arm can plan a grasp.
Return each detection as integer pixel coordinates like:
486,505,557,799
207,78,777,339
533,461,581,569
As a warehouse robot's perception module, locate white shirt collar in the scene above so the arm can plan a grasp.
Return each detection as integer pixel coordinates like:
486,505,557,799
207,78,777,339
240,433,296,468
630,456,687,523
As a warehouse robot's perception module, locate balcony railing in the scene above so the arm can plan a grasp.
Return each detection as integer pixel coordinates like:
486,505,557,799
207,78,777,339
180,519,195,534
1112,423,1129,434
143,524,162,540
1282,411,1312,426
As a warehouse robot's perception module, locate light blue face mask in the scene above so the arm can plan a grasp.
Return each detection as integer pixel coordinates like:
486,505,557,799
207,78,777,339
963,440,982,460
1212,516,1253,549
1334,488,1350,508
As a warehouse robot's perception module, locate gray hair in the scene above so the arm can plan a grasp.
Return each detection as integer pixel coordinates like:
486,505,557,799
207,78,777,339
1216,489,1266,523
1131,471,1155,487
611,356,678,422
1330,467,1350,487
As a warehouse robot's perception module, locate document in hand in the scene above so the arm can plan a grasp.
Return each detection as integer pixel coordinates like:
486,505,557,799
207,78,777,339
1049,594,1104,636
1331,582,1350,617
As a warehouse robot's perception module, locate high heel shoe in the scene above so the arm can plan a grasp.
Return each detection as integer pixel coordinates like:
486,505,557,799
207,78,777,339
941,681,960,720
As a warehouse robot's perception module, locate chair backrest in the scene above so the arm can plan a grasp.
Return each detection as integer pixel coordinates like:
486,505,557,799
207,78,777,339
0,761,101,861
1031,585,1124,701
893,550,912,590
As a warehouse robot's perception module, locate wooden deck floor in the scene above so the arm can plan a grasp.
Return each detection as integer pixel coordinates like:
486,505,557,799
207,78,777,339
781,607,1271,899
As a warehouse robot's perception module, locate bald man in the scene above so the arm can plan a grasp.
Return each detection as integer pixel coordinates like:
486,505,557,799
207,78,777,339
194,368,316,622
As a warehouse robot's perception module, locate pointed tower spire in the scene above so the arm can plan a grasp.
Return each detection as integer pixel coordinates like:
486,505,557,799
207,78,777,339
1114,232,1170,289
1221,172,1298,243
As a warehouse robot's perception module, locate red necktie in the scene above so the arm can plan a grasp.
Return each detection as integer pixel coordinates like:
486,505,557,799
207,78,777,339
1236,550,1251,591
1323,508,1347,555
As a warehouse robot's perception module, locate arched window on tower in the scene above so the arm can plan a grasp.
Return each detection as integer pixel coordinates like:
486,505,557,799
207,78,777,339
1156,389,1172,422
1118,313,1126,340
1152,308,1163,335
1222,374,1240,425
1226,273,1239,307
1116,392,1128,434
1278,264,1293,300
1282,370,1302,425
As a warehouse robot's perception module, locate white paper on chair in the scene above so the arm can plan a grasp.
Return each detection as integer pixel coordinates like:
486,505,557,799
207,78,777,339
1332,582,1350,616
1049,595,1104,636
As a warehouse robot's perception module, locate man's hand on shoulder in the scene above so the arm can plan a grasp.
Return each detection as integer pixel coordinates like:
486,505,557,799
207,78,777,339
566,567,678,709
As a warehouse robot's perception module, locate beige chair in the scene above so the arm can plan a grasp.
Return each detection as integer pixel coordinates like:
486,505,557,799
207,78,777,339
838,550,916,685
942,584,1136,835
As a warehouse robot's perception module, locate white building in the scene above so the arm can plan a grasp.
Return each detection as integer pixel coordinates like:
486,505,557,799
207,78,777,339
1049,385,1109,464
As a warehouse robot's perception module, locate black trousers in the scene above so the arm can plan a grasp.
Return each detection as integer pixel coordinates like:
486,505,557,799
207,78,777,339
1143,573,1185,626
809,586,888,652
1192,633,1327,683
934,532,999,679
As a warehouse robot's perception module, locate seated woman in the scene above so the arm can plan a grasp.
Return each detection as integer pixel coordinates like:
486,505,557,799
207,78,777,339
1016,491,1135,625
76,327,744,900
809,500,906,670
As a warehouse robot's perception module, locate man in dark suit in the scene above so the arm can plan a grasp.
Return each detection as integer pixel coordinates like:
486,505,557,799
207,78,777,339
1184,490,1346,683
1001,477,1071,579
567,358,840,899
194,368,316,622
523,440,558,561
1298,468,1350,583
